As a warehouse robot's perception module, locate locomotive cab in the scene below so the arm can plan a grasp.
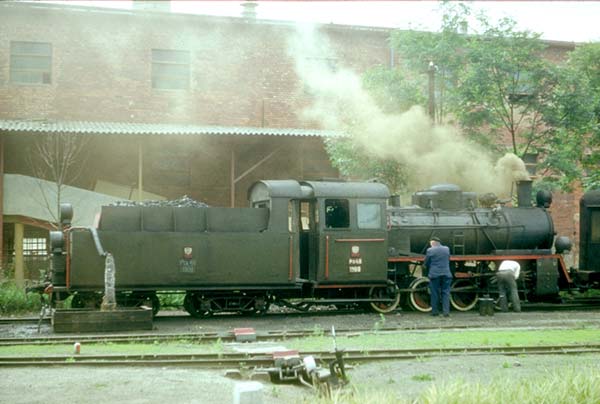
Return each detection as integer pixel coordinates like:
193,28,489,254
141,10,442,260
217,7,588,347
249,180,391,286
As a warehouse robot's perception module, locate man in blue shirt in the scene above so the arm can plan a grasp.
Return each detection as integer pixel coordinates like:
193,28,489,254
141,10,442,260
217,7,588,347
424,236,452,317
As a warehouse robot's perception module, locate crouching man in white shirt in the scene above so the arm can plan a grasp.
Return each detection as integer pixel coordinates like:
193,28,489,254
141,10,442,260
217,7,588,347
496,260,521,312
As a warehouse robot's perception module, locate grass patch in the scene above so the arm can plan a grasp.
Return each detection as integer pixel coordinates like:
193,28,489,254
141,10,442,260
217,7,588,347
3,326,600,358
412,373,435,382
278,327,600,353
0,281,42,315
417,366,600,404
304,365,600,404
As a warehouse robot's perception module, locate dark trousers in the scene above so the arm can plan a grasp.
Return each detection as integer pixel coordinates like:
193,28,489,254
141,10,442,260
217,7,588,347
429,276,452,315
497,271,521,312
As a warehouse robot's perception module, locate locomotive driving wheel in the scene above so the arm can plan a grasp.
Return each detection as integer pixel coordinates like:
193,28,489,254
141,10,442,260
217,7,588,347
408,277,431,312
183,292,212,318
450,279,479,311
368,284,400,314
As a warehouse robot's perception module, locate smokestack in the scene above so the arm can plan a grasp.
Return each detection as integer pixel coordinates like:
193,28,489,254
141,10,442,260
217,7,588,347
241,1,258,19
516,180,533,207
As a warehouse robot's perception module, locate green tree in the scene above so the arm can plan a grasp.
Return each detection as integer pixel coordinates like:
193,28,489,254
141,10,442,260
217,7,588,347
565,43,600,189
389,2,470,124
535,61,596,190
322,2,473,193
326,2,596,192
362,66,426,114
455,17,550,153
324,136,408,194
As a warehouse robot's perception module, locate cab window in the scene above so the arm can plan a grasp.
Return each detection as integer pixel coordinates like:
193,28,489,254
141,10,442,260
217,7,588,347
300,201,311,231
325,199,349,228
591,210,600,243
357,203,382,229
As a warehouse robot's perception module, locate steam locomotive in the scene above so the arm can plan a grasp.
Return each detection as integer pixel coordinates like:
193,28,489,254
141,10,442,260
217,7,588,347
47,179,595,317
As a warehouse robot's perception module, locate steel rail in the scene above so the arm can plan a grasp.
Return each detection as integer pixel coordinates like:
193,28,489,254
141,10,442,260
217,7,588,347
3,318,600,346
3,297,600,326
1,344,600,367
4,320,599,346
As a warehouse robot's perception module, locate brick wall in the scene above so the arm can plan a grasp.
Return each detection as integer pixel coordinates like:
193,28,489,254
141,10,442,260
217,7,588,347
549,186,584,268
0,2,391,208
0,2,392,126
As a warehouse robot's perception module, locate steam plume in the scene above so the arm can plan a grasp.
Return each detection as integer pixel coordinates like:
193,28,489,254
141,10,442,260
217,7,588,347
288,23,529,197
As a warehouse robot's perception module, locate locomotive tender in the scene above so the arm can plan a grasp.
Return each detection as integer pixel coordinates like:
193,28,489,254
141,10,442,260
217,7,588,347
49,179,576,317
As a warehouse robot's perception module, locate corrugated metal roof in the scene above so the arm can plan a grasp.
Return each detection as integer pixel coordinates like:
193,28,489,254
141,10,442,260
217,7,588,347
0,120,341,138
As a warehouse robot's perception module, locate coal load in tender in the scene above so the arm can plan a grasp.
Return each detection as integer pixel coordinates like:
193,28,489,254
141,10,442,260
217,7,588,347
110,195,210,208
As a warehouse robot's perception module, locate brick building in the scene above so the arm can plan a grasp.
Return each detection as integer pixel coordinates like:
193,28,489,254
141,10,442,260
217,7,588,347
0,1,395,281
0,1,581,281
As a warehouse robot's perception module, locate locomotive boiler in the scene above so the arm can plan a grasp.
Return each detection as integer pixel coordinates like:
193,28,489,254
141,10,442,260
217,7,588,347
386,181,572,312
388,182,555,257
47,179,573,317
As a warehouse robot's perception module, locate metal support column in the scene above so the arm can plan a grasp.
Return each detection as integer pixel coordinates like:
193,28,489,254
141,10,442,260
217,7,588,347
428,61,436,121
137,138,144,201
230,147,235,207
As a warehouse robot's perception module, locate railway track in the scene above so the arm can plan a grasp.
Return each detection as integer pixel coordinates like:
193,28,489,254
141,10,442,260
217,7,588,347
3,319,598,346
2,295,600,324
1,344,599,367
3,298,600,326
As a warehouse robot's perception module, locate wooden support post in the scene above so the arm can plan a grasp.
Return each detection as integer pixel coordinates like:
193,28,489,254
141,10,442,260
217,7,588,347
14,223,24,286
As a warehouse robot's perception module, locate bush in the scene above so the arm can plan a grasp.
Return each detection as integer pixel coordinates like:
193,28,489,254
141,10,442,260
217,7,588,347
158,292,184,310
0,281,42,315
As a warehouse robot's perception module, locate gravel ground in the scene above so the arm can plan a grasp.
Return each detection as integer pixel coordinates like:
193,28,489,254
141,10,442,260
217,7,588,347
2,352,600,404
5,308,600,338
2,309,600,403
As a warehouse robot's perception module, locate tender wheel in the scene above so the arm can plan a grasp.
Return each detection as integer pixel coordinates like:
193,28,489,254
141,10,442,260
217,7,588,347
184,293,212,318
409,277,431,312
250,296,270,316
450,279,479,311
70,292,101,309
368,284,400,314
133,293,160,316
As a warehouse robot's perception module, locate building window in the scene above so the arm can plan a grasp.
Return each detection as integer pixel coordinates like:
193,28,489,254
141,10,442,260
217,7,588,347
23,237,47,256
151,49,190,90
10,41,52,84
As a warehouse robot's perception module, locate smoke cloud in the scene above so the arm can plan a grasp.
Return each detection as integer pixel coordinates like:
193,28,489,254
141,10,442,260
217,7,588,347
288,23,529,198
